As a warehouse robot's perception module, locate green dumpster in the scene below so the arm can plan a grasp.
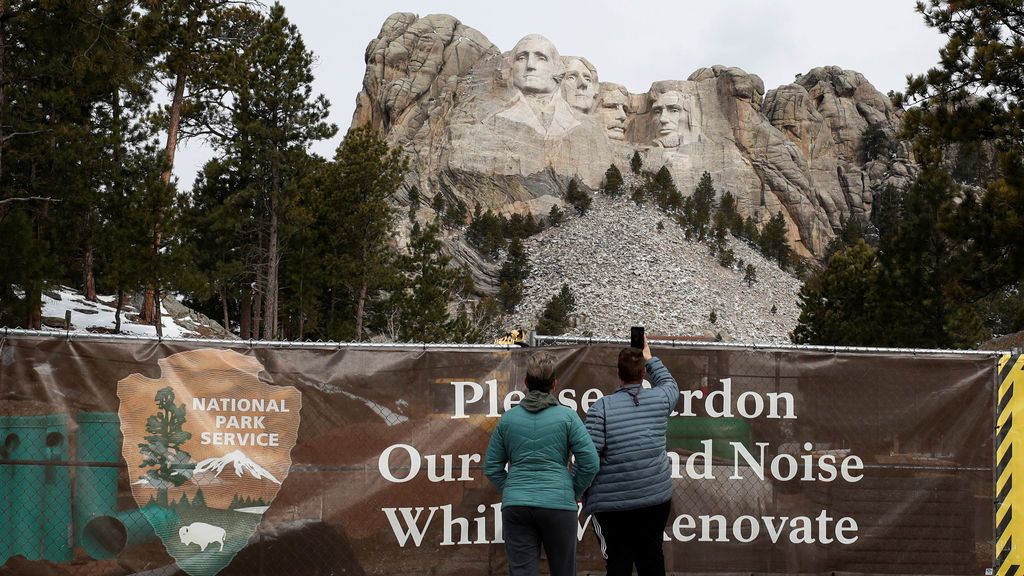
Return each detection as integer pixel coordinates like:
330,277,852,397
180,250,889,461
667,416,752,461
4,414,72,563
81,504,179,560
74,412,122,548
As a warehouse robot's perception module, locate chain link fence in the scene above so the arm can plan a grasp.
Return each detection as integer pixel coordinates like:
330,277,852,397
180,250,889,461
0,330,1003,575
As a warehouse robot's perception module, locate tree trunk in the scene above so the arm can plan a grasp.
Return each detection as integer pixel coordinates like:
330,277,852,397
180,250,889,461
27,282,40,329
263,198,279,340
154,284,162,338
240,289,251,339
252,283,263,340
220,284,230,335
355,282,367,341
143,71,186,323
297,250,304,340
0,0,7,184
27,194,46,329
83,244,96,301
115,288,123,333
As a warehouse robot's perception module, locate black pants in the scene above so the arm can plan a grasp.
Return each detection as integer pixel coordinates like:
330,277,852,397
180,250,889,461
592,500,672,576
502,506,579,576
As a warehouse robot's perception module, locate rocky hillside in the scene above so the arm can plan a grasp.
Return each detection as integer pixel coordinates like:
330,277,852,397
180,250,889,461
507,194,801,344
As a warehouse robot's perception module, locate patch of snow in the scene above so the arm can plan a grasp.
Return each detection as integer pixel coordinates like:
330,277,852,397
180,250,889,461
39,286,203,338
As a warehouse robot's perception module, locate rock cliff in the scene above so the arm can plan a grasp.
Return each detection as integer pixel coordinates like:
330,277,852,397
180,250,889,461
353,13,917,259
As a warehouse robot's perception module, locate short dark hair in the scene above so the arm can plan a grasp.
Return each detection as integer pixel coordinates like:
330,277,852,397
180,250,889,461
618,347,645,383
525,352,557,392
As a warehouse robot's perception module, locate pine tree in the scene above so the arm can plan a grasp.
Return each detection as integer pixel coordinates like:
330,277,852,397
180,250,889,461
758,211,792,269
741,216,761,244
138,387,192,507
387,224,465,342
138,0,262,326
652,166,682,212
498,239,531,312
444,197,468,227
536,284,577,335
630,151,643,174
688,172,716,240
325,126,407,341
872,166,988,348
178,157,256,336
548,205,565,226
565,178,591,215
604,164,624,195
717,191,743,236
225,4,336,339
1,1,157,328
900,0,1024,341
467,208,506,259
859,123,894,162
793,241,883,345
744,264,757,287
408,185,420,220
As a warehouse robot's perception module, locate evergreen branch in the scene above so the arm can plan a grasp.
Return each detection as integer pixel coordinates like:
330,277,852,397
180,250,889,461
0,196,61,205
902,78,981,107
1,129,47,143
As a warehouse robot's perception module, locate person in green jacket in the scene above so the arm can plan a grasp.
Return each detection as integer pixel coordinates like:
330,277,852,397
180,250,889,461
484,351,599,576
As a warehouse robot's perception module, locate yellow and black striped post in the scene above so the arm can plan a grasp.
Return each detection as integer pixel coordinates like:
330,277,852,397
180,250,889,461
998,353,1024,576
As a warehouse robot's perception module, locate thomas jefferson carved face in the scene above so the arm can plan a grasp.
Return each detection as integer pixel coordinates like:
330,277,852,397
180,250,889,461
510,35,560,95
651,90,687,147
599,88,630,140
562,57,597,113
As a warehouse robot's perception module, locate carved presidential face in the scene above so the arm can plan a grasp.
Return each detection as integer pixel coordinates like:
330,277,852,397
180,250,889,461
598,89,629,140
511,35,560,95
651,90,687,147
562,58,597,113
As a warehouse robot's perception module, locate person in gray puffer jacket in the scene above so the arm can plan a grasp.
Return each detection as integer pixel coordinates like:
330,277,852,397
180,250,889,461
583,337,680,576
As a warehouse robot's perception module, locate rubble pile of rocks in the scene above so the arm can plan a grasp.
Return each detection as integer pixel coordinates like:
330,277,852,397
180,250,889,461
508,195,803,344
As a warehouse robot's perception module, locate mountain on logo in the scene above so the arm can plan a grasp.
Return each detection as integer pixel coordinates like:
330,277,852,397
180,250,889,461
192,450,281,485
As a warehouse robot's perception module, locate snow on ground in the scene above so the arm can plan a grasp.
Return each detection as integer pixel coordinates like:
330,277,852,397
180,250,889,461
39,286,200,338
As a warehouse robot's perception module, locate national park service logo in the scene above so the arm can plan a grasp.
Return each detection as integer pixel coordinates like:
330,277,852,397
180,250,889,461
117,349,301,576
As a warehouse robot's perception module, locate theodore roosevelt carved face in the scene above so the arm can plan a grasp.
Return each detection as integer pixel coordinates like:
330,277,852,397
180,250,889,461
598,85,630,140
510,34,560,95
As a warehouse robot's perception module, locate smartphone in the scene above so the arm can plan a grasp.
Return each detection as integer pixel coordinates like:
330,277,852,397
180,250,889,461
630,326,645,349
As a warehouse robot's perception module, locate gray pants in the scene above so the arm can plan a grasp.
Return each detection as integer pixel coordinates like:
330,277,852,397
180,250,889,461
502,506,578,576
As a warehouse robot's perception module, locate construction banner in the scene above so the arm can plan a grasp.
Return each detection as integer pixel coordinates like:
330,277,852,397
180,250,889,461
0,333,1000,575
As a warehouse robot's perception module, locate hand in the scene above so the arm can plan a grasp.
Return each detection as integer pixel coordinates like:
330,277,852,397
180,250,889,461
642,335,652,360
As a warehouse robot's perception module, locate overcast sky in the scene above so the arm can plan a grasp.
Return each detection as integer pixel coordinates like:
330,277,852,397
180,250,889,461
172,0,949,189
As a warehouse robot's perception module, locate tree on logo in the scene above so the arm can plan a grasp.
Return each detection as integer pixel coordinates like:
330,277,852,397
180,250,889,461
139,386,193,506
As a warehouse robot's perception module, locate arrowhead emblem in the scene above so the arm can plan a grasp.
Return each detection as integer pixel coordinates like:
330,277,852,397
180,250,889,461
114,349,301,576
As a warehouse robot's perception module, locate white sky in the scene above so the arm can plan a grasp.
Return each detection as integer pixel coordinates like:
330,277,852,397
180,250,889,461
172,0,948,189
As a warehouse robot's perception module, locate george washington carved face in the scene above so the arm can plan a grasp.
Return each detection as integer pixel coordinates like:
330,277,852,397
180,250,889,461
510,34,560,95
